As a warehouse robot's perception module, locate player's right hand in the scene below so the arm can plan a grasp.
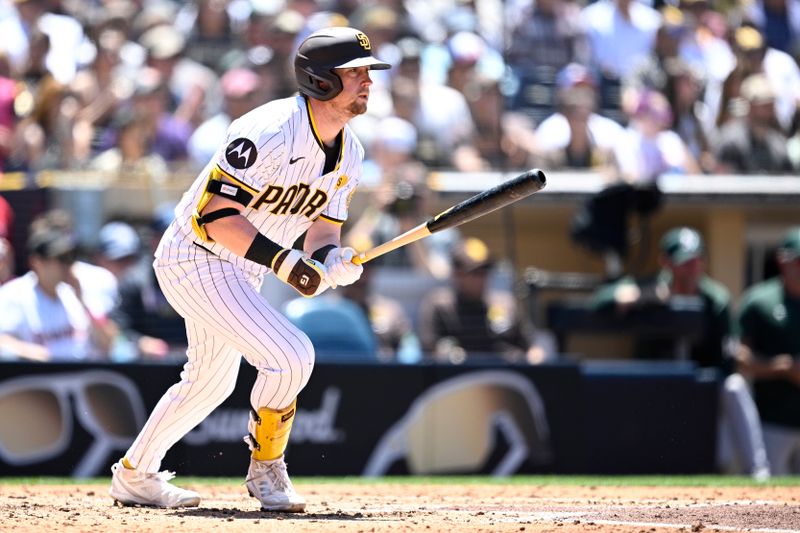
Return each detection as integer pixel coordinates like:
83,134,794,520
272,249,328,297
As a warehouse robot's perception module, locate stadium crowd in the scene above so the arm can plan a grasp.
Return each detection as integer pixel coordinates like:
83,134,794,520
0,0,799,475
0,0,797,177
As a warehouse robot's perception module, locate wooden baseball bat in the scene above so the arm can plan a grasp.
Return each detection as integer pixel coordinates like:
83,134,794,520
352,168,547,265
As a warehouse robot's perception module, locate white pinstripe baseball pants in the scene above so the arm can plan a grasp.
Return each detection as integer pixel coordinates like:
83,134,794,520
124,250,315,473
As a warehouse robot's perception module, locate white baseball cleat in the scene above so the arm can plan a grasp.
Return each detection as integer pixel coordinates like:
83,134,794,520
109,460,201,508
246,456,306,512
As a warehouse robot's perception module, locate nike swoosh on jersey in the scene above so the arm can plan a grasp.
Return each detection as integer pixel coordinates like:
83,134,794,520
289,156,305,164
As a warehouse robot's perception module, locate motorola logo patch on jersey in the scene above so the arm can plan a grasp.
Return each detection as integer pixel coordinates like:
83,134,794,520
225,138,258,169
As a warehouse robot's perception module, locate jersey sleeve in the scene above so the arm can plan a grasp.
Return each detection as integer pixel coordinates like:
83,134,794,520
214,120,287,193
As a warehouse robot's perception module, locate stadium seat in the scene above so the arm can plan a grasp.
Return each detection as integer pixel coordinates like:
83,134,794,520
282,297,378,362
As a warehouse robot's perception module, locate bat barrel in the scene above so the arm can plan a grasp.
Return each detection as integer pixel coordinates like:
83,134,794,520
426,168,546,233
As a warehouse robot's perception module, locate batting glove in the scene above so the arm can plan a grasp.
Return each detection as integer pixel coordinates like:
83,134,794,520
272,249,329,297
324,247,363,288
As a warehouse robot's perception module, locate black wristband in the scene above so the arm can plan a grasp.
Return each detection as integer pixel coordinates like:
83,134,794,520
245,233,284,266
310,244,337,263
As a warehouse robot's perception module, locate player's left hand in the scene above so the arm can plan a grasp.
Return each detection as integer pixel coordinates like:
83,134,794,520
273,249,330,297
324,247,363,288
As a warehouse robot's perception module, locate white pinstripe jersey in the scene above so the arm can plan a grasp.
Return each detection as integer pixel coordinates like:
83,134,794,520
160,94,363,277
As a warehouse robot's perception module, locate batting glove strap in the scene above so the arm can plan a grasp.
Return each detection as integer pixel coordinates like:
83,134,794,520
324,247,363,287
272,249,327,297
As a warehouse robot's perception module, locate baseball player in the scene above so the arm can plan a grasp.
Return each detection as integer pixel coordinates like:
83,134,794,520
109,27,389,511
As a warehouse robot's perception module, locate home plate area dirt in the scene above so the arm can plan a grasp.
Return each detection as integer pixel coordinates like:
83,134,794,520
2,483,800,532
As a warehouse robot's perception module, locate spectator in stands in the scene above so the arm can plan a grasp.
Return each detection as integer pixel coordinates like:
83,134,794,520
95,221,141,281
244,9,305,98
176,0,242,71
138,22,187,107
624,5,687,96
461,73,540,171
69,26,131,157
89,107,170,179
115,66,193,165
612,88,699,184
736,226,800,475
0,0,86,84
242,44,286,103
744,0,800,60
9,75,87,171
426,27,536,172
0,0,47,76
29,209,119,322
443,30,505,96
16,25,50,87
138,23,213,137
388,37,477,169
108,206,187,360
716,26,764,130
535,63,624,170
674,0,735,129
0,217,114,361
714,73,795,174
592,226,771,480
506,0,588,113
188,67,262,168
84,0,141,66
359,115,425,187
418,237,556,364
581,0,662,81
716,25,800,133
662,58,716,173
133,0,182,32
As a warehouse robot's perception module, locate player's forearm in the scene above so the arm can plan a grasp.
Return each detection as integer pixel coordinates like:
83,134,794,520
303,219,341,256
205,215,260,257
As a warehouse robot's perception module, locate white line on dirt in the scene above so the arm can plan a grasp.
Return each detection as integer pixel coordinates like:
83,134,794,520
590,519,800,533
540,497,782,506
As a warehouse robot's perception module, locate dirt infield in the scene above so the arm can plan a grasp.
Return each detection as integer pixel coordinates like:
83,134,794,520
2,482,800,532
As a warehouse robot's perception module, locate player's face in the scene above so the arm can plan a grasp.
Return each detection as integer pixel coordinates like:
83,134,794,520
332,66,373,116
669,257,703,289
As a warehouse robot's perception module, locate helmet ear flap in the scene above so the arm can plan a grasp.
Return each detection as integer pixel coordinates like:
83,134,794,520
294,56,343,101
317,73,343,100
